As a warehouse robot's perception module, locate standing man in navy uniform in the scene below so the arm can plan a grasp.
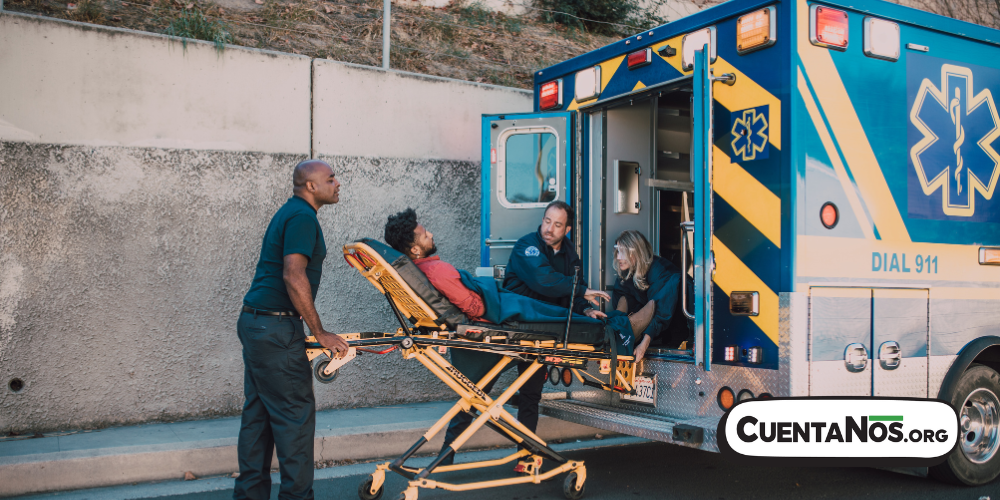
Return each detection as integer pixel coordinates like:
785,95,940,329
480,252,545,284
501,201,609,471
235,160,348,500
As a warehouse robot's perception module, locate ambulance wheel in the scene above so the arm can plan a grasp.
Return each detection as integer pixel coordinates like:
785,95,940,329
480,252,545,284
313,357,339,384
930,363,1000,486
562,472,585,500
357,476,383,500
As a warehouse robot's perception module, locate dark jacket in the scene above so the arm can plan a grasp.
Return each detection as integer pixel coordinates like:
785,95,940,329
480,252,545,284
612,255,682,342
503,227,590,314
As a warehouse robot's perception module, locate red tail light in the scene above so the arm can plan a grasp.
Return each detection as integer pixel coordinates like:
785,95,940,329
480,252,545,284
627,48,652,69
811,5,849,49
540,80,562,110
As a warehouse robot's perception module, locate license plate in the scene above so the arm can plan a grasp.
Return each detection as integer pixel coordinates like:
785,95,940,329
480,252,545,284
622,375,656,406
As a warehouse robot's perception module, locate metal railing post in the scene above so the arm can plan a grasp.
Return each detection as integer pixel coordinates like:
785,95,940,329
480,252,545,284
382,0,391,69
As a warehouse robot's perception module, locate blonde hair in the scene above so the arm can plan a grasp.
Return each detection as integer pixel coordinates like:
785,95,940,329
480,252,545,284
614,230,654,291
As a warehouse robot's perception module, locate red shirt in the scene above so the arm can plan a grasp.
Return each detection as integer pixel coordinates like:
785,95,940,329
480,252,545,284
413,256,486,322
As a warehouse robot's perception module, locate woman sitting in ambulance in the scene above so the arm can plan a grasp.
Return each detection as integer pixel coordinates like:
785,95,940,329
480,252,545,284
610,230,685,363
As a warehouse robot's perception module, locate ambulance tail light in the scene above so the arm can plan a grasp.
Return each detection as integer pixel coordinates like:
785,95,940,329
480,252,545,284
747,346,763,364
574,66,601,102
724,346,737,362
821,202,839,229
737,389,755,402
627,48,652,69
539,79,563,110
561,367,573,387
717,387,735,411
736,6,776,54
810,5,849,50
980,247,1000,265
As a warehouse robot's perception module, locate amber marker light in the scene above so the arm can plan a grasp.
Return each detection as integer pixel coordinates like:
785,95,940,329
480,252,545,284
718,387,735,411
980,247,1000,265
561,367,574,387
737,6,776,54
821,202,839,229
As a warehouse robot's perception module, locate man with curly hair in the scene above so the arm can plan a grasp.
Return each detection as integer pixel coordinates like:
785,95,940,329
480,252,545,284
384,208,537,468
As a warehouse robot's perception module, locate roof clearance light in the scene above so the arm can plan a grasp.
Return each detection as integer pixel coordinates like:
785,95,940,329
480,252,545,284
810,5,849,50
574,66,601,103
627,48,652,69
540,79,563,111
682,26,718,71
979,247,1000,265
864,17,900,61
737,6,776,54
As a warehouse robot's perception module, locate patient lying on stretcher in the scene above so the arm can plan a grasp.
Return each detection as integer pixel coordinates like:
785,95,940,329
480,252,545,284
382,208,635,350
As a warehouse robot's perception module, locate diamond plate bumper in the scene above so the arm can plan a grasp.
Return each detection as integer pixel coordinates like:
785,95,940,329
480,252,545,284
539,399,719,452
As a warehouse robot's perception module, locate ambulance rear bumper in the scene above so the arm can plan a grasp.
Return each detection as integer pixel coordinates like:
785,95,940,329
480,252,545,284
539,399,719,452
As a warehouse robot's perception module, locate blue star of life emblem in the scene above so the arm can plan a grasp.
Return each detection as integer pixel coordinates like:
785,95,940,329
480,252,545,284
731,105,769,162
910,63,1000,218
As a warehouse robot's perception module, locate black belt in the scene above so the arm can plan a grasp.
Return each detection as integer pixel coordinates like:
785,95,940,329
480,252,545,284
242,305,298,317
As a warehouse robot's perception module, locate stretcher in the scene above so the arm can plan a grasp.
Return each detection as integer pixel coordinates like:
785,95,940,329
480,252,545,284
304,239,638,500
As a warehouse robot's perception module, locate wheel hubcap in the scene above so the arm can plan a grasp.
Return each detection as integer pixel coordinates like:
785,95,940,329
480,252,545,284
960,388,1000,464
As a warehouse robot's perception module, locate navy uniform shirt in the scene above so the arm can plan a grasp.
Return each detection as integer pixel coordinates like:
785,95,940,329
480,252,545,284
243,196,327,312
502,227,589,314
611,255,683,341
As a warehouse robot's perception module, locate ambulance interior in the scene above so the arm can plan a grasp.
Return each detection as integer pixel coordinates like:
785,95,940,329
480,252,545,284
599,81,695,353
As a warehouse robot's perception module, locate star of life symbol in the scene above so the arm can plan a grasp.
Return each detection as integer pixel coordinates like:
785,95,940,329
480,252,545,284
731,107,769,161
910,64,1000,217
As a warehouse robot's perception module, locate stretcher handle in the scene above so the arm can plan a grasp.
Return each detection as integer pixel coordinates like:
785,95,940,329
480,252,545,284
562,266,580,348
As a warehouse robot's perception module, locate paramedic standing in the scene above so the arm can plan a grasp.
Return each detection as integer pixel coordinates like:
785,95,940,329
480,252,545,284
235,160,348,500
502,201,610,451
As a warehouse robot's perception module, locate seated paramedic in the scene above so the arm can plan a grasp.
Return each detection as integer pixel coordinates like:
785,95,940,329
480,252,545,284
611,230,684,362
383,208,534,469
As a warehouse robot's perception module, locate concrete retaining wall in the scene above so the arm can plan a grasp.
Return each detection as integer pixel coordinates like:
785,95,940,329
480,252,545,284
0,12,532,433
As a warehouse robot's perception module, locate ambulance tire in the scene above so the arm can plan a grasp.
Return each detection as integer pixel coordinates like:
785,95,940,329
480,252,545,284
357,476,383,500
562,472,585,500
930,363,1000,486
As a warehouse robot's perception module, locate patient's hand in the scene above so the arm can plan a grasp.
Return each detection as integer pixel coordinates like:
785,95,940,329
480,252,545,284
583,289,611,307
584,308,607,320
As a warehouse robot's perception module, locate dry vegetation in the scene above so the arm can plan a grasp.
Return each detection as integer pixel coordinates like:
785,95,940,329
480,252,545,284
4,0,630,88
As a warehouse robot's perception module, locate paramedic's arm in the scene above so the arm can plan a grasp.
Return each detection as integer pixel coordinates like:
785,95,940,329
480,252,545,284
284,254,349,355
568,251,609,312
634,267,680,363
509,240,606,308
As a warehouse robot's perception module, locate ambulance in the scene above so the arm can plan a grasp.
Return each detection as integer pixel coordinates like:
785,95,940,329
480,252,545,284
479,0,1000,485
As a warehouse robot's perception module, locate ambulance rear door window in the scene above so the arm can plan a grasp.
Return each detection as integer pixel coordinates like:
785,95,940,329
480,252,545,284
503,131,558,206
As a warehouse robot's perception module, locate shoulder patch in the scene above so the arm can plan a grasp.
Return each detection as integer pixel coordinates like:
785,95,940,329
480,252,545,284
524,246,541,257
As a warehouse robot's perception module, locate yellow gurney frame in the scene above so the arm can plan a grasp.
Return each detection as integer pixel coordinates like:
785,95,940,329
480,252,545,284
304,241,638,500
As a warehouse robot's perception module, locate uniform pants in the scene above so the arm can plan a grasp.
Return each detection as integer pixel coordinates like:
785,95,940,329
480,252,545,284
440,349,546,463
233,312,315,500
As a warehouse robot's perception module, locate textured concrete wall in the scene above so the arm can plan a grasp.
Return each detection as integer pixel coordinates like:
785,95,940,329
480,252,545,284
0,13,531,433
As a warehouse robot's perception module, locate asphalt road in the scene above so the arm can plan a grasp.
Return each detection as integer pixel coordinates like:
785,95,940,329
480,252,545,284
161,442,996,500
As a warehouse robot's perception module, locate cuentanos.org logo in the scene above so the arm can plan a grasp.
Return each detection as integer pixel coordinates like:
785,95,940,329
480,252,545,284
718,398,960,467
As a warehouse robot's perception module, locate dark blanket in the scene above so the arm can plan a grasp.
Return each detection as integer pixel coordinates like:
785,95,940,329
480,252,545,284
459,270,635,355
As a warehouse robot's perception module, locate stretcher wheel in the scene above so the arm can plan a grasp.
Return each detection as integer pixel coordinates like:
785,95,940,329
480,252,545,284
313,356,339,384
562,472,585,500
357,475,383,500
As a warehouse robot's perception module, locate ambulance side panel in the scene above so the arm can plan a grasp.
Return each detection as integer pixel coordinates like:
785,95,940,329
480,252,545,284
792,0,1000,399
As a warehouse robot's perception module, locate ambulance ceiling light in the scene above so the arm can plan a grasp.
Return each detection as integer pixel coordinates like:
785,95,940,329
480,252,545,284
540,79,563,111
737,6,776,54
682,26,717,71
627,48,653,69
810,5,849,51
864,17,900,61
574,66,601,103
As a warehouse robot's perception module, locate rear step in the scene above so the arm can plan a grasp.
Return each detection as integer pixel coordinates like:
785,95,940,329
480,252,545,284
539,399,717,451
